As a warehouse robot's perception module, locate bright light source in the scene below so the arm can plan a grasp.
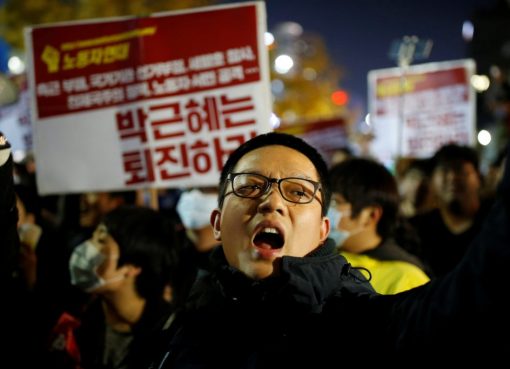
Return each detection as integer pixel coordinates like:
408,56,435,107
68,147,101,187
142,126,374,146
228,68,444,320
278,22,303,37
364,113,371,126
331,90,349,105
13,150,26,163
8,55,25,75
274,54,294,74
462,21,474,41
471,74,490,92
477,129,491,146
270,112,281,129
264,32,275,47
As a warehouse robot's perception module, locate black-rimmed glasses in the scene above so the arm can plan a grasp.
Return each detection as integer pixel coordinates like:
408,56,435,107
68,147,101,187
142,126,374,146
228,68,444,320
225,172,322,205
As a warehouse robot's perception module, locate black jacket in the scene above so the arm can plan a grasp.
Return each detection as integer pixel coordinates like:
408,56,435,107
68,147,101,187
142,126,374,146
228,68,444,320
46,296,175,369
1,138,41,367
153,240,376,369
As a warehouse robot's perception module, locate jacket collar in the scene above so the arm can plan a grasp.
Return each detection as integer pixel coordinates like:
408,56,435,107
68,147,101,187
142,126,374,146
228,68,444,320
206,239,350,311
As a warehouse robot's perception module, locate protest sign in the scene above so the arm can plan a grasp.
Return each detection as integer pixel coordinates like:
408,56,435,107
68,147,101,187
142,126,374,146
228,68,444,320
25,2,271,194
368,59,476,164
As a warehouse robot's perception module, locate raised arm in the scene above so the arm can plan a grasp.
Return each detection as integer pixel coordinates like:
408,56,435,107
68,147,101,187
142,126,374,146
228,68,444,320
386,144,510,358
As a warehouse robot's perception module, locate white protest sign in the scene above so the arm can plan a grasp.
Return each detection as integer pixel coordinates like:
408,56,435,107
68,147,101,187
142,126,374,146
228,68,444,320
25,2,272,195
368,59,476,163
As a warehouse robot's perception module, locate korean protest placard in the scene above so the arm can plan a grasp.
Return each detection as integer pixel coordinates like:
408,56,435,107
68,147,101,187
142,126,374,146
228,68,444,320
368,59,476,165
24,2,271,195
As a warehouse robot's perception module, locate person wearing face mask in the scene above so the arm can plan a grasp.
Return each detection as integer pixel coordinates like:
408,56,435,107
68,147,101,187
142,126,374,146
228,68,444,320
328,157,430,294
176,187,221,254
45,205,188,369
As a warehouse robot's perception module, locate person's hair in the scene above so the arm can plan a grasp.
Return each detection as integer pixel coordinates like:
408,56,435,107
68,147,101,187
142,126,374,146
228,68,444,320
102,205,184,302
218,132,331,215
432,143,479,173
329,158,399,239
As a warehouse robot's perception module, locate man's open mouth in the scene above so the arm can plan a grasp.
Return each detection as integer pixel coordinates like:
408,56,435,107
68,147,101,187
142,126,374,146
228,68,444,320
253,227,284,249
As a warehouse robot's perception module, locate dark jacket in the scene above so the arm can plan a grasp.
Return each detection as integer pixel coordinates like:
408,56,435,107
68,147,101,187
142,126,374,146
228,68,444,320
153,240,377,369
47,297,174,369
82,298,174,369
0,139,19,290
409,199,493,277
1,139,41,367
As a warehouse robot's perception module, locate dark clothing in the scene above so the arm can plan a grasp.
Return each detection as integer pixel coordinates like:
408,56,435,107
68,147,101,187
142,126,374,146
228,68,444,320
153,240,375,368
409,200,492,277
47,297,174,369
0,141,19,290
363,237,427,271
152,178,510,366
1,142,42,367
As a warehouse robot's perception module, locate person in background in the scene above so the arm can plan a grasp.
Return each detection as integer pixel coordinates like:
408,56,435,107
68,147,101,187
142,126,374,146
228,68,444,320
1,132,41,367
176,187,221,253
46,205,188,369
95,190,138,217
328,158,429,294
15,181,90,349
173,186,222,302
14,185,42,290
62,190,139,261
149,132,510,367
409,143,492,278
397,157,436,218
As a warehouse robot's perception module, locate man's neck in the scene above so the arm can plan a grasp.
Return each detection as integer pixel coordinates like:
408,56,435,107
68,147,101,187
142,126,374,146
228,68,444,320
440,197,480,234
342,230,381,253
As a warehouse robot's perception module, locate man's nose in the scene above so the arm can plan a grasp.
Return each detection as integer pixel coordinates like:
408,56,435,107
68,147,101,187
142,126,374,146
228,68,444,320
258,183,286,213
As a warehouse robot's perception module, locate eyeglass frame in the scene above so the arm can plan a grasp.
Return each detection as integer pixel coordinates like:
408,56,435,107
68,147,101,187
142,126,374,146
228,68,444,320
222,172,323,205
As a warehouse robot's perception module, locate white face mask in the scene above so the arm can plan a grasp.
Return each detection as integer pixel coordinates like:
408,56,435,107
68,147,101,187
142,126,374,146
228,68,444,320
69,240,121,292
176,189,217,229
327,207,351,248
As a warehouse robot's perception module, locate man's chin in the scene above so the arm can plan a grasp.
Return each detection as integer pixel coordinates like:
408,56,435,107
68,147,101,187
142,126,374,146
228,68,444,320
242,258,281,280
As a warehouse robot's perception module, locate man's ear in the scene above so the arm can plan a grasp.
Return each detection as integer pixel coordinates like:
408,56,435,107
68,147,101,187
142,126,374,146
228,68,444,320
358,206,382,228
211,209,222,241
319,214,330,243
122,264,142,278
367,206,383,226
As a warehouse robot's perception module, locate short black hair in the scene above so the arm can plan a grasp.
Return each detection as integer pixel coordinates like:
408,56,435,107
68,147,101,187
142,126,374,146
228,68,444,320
329,158,399,239
432,143,479,173
218,132,330,215
102,205,183,302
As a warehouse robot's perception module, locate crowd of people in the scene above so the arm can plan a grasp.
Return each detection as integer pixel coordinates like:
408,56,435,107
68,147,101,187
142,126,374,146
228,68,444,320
2,130,509,367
